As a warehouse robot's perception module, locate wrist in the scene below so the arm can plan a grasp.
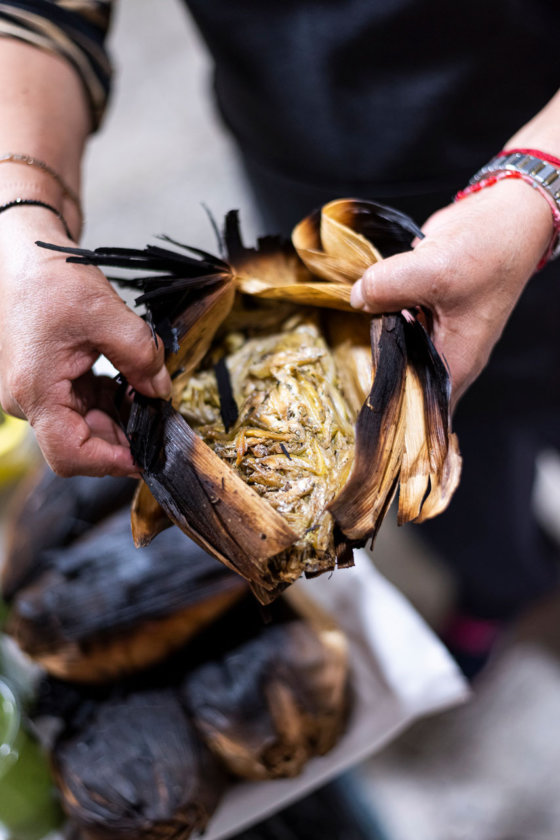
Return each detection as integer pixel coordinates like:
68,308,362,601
0,179,80,242
455,149,560,268
0,205,75,268
0,156,82,240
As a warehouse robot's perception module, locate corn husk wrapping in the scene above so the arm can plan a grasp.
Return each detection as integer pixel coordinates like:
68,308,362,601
3,471,247,682
182,588,349,780
31,576,350,839
1,469,136,600
39,199,461,603
9,466,351,840
33,584,350,839
35,679,227,840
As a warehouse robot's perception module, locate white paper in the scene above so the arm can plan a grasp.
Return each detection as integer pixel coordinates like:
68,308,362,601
203,551,470,840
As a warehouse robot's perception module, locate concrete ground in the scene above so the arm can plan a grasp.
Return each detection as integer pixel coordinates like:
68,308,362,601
4,0,560,837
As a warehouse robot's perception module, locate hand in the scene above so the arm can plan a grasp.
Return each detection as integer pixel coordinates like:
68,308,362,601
350,179,555,409
0,211,172,476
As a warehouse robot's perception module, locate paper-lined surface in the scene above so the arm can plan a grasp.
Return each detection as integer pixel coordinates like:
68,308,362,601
203,552,469,840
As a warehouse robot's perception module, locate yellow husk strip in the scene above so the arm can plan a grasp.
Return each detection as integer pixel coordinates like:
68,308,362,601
325,311,374,417
397,366,432,525
131,482,170,547
414,432,462,523
169,280,236,394
234,275,353,310
292,200,381,283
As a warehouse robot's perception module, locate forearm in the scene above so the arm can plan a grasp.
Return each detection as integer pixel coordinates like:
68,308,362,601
0,38,91,238
507,89,560,156
0,35,171,477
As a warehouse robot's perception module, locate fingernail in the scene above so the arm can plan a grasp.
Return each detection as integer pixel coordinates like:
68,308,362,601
151,367,172,399
350,279,365,309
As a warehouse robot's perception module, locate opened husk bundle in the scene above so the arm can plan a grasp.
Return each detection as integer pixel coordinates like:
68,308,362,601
39,199,461,603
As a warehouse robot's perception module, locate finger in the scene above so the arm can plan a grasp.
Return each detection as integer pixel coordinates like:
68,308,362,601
87,294,172,399
350,250,439,314
84,409,131,449
33,406,138,478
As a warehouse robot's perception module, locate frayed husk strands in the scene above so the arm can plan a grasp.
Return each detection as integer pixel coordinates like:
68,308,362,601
38,199,461,603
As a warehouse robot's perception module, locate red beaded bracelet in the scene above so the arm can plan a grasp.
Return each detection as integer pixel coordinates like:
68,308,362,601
455,148,560,269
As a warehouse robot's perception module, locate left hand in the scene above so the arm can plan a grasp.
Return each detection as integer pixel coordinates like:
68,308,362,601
350,178,554,409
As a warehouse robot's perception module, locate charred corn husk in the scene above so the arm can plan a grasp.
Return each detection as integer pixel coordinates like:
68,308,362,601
182,589,349,780
39,199,461,602
32,581,350,837
1,469,136,600
4,471,247,682
35,680,226,840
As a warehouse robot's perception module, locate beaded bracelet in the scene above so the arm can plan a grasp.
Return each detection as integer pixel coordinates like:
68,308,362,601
0,198,73,240
455,148,560,268
0,153,82,219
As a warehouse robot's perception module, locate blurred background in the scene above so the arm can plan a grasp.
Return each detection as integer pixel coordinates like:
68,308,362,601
2,0,560,838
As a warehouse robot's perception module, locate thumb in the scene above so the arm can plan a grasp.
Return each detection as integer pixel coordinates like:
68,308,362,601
350,250,434,314
88,292,172,399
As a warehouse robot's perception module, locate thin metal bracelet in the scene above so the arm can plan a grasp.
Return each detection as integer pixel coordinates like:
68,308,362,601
0,153,82,217
0,198,73,240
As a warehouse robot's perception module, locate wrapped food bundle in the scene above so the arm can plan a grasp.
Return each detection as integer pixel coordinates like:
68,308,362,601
34,586,350,840
3,470,247,682
4,470,352,840
41,198,461,603
183,588,349,781
36,680,227,840
1,469,136,600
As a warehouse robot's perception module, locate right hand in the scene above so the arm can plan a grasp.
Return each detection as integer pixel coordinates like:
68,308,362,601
350,178,554,410
0,210,172,477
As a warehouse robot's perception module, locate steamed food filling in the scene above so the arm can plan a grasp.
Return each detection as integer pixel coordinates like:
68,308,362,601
179,313,355,577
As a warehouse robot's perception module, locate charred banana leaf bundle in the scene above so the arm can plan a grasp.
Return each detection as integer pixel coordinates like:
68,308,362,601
39,198,461,603
3,470,247,682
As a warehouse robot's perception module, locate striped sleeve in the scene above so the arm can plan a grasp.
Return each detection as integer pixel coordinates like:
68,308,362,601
0,1,113,127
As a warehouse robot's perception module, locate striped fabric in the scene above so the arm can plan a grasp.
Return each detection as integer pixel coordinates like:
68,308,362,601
0,1,113,126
